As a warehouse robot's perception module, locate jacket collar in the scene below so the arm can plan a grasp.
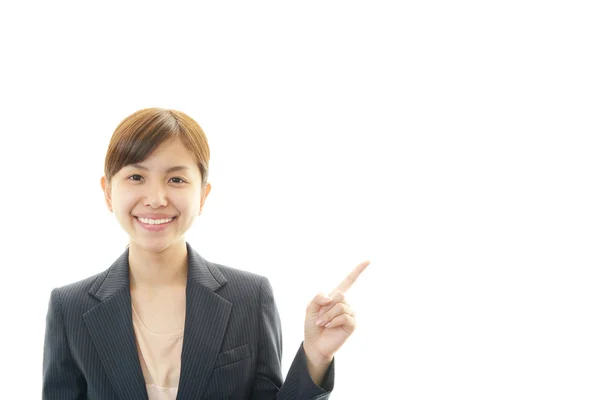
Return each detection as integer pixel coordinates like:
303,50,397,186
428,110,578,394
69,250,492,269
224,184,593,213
88,241,226,301
83,242,232,400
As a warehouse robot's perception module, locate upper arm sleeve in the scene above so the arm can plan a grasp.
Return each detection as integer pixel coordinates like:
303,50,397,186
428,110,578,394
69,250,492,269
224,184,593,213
42,289,86,400
251,277,285,398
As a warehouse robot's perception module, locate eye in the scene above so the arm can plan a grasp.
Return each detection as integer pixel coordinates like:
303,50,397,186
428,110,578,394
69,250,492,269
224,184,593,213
128,174,143,181
170,177,187,184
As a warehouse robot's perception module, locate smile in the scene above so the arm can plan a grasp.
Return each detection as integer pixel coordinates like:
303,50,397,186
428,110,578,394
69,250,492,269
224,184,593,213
135,216,176,231
136,217,174,225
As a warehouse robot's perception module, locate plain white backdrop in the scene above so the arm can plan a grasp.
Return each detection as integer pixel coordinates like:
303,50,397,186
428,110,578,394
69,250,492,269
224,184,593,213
1,1,599,399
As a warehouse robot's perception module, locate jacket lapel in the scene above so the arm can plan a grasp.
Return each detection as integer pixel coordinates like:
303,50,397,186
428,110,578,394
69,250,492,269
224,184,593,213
83,247,148,400
83,243,232,400
176,243,232,399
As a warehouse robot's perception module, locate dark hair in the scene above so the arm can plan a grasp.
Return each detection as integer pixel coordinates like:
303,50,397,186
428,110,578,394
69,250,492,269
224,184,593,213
104,108,210,188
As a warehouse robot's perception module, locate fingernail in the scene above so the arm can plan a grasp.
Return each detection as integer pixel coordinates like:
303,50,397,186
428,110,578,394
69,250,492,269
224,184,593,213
318,309,324,317
315,318,325,326
325,322,331,328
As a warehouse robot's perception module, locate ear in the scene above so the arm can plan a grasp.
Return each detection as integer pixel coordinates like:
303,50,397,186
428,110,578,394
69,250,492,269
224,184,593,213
100,176,113,213
199,183,212,215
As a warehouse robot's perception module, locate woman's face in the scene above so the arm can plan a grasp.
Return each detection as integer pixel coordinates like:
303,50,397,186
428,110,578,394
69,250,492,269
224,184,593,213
100,137,211,253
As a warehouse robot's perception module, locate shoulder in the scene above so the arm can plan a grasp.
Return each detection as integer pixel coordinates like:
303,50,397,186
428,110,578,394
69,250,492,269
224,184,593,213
211,261,265,286
52,270,103,296
206,261,274,302
47,269,109,311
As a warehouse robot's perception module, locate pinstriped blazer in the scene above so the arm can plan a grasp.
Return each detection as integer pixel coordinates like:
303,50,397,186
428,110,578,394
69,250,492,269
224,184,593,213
42,242,334,399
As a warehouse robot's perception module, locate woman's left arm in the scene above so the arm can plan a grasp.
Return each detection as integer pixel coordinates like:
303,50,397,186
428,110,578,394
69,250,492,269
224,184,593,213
251,277,334,400
302,260,370,386
250,261,369,399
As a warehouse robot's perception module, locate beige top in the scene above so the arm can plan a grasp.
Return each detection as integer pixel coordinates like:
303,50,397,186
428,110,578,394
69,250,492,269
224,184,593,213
132,303,185,400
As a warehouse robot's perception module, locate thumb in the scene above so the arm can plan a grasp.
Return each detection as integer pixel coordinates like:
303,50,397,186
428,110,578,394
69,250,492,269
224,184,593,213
306,293,334,315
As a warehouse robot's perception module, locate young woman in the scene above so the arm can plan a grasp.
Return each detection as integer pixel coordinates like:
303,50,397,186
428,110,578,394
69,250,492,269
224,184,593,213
42,108,369,399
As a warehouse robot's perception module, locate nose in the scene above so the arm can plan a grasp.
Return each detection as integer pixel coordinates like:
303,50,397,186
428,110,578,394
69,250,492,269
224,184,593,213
143,182,168,208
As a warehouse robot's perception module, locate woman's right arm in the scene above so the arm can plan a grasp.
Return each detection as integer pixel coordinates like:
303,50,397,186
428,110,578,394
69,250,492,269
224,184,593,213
42,289,86,399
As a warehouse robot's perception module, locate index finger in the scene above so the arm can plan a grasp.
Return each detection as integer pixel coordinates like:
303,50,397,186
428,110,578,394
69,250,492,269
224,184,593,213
330,260,370,295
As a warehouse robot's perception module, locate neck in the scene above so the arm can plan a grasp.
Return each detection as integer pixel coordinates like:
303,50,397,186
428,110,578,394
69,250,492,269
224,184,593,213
128,239,188,290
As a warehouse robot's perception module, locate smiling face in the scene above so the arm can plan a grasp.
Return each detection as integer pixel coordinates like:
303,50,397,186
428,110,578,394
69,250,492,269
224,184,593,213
101,137,211,254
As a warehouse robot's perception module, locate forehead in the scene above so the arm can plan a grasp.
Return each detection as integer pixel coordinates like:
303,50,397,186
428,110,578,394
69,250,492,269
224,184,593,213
124,138,199,172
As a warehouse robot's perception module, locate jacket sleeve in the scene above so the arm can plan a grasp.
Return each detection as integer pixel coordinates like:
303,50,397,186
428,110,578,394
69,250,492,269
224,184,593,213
42,288,86,399
251,277,335,399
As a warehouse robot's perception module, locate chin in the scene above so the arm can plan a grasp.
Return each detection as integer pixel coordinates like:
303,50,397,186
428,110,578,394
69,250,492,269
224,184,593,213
129,237,180,254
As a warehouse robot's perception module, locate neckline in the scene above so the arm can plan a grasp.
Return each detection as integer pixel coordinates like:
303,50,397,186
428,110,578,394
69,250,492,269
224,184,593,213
132,303,184,339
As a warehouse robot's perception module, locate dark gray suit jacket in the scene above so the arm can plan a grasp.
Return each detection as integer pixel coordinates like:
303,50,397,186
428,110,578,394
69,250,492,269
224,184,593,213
42,242,334,399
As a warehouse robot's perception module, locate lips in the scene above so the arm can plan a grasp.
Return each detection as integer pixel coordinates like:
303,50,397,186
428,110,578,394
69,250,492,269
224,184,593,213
134,216,176,231
135,216,176,222
135,214,176,219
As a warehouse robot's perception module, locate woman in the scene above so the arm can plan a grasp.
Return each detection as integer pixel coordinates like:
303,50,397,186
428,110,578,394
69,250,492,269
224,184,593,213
42,108,369,399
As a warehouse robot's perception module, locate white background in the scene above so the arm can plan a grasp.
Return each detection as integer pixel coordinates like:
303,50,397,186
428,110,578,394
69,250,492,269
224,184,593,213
1,1,599,399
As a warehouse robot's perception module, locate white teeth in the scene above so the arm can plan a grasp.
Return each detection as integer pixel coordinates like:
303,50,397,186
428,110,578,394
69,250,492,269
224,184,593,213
137,217,174,225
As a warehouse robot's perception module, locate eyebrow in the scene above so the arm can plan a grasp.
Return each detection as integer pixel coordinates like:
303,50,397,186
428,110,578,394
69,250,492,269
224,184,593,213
129,164,191,173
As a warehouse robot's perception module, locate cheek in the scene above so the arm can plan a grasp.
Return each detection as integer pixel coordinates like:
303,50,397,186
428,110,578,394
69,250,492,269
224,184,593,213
173,190,201,208
111,190,138,214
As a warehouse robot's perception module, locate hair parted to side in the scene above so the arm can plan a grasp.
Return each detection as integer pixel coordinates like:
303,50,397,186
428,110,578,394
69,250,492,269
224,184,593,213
104,108,210,188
